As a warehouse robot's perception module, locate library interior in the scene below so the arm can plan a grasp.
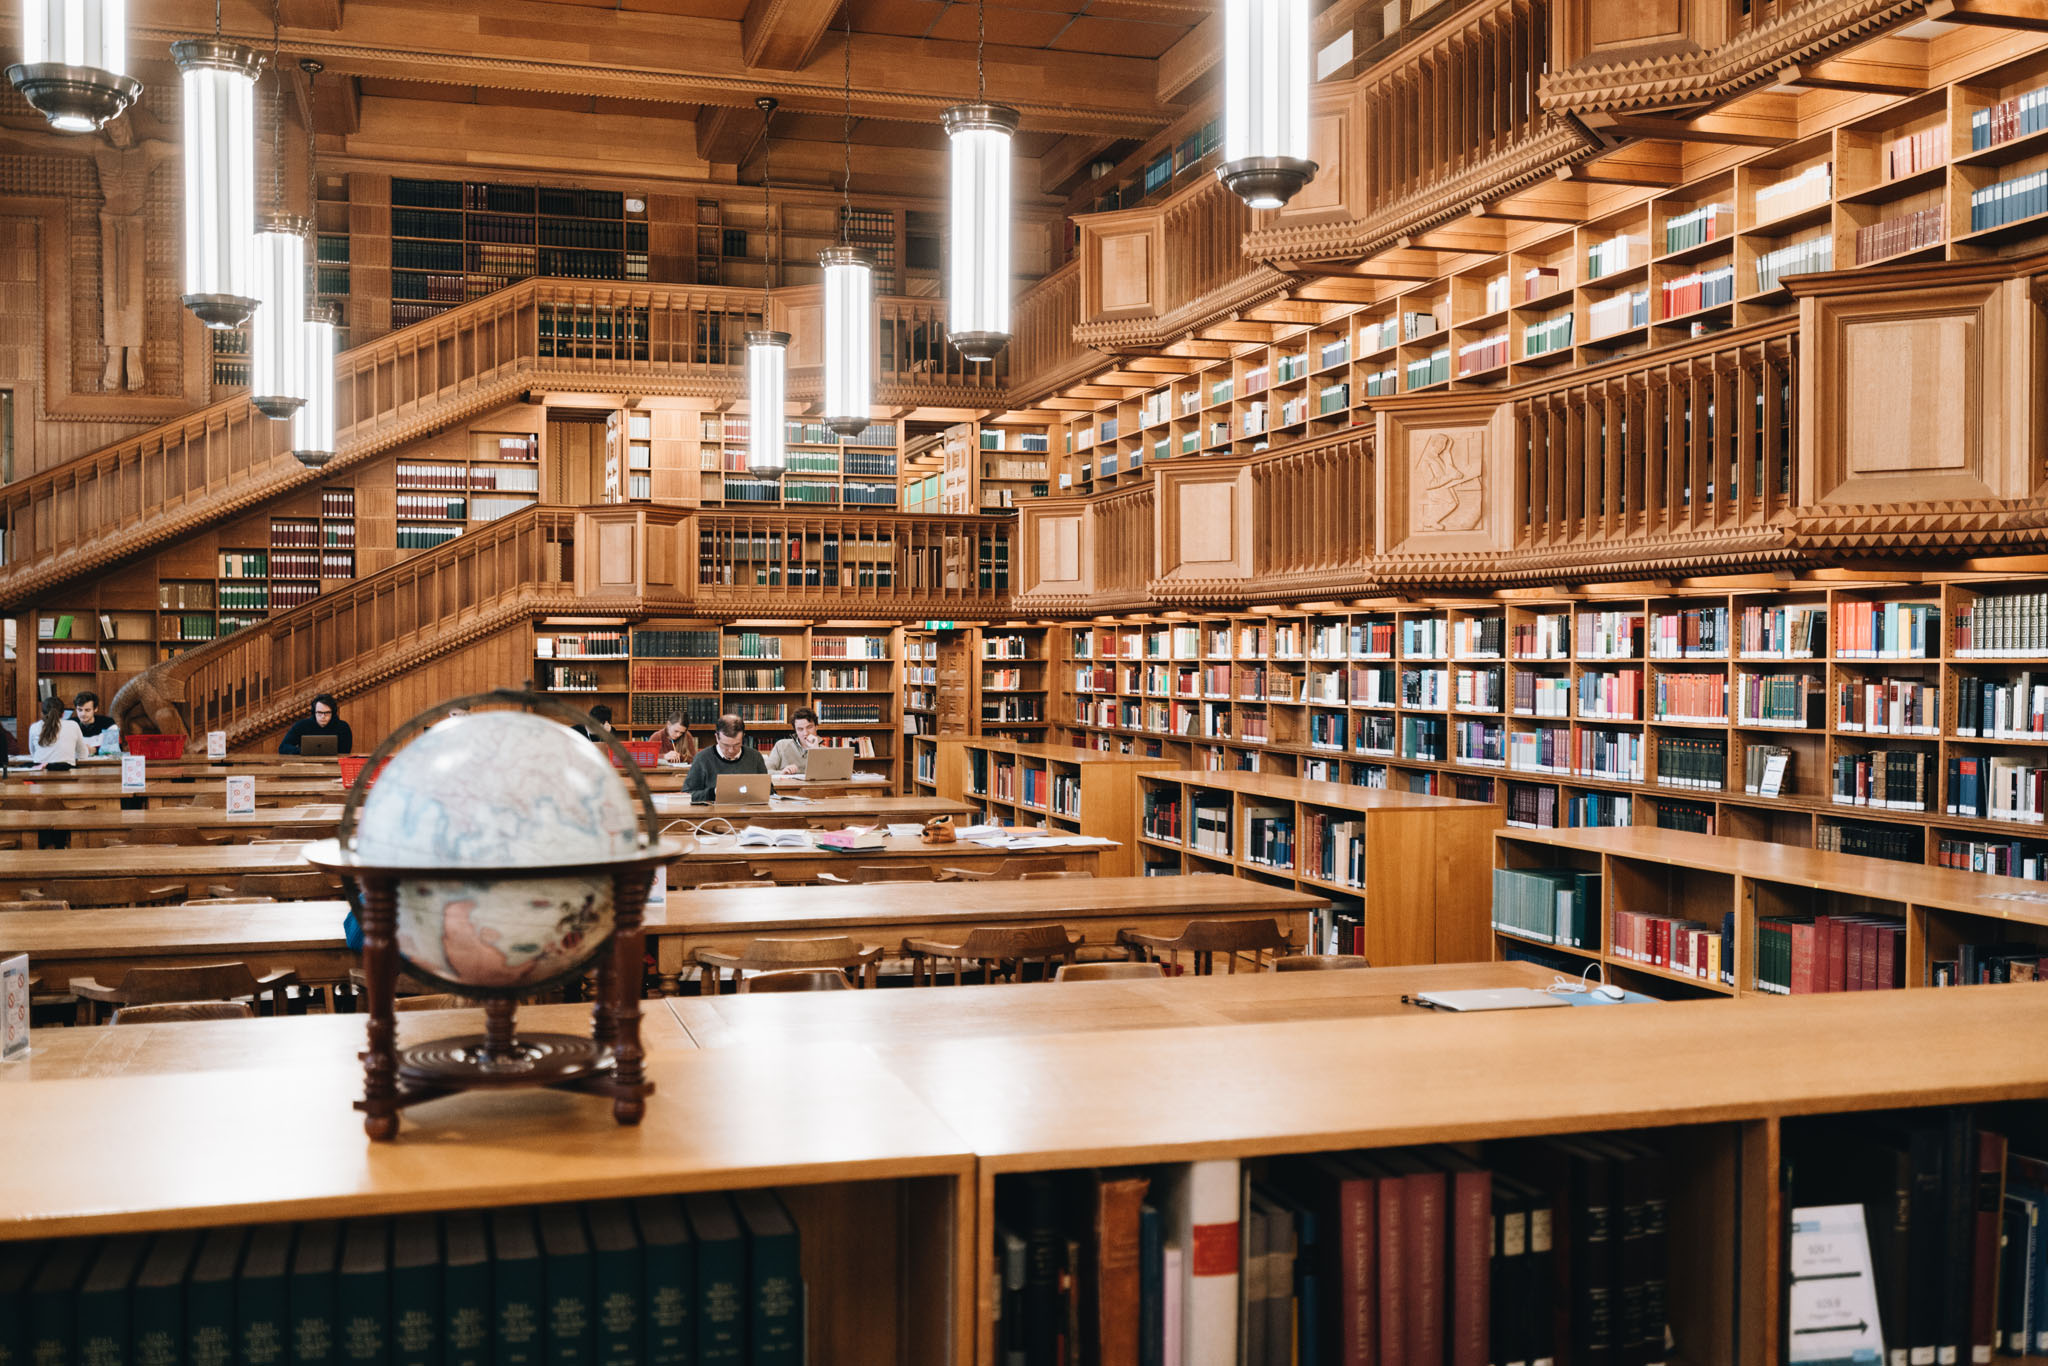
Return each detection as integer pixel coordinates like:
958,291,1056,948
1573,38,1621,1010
10,0,2048,1360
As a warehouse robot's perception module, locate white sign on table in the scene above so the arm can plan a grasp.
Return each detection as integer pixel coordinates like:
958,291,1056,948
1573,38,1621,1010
226,775,257,816
2,954,29,1060
121,755,146,791
206,730,227,760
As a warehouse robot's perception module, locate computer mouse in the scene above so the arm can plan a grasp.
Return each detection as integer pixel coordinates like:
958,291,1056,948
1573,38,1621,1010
1592,982,1625,1001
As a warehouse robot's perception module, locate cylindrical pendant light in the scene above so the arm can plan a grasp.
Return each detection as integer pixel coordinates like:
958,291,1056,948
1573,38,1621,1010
1217,0,1317,211
173,13,264,330
8,0,140,132
942,0,1017,364
292,304,335,466
820,8,872,439
250,214,307,415
820,245,872,439
747,97,788,478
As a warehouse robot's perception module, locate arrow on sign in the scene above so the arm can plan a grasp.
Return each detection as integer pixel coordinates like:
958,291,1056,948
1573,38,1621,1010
1793,1322,1869,1336
1789,1271,1861,1284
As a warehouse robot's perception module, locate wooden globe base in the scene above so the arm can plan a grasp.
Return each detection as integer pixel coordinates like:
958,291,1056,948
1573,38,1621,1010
350,868,656,1141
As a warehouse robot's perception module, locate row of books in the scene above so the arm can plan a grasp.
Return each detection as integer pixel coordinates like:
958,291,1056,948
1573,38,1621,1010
270,582,321,611
1836,678,1939,734
1585,233,1632,279
630,630,720,659
1523,314,1573,357
1754,914,1904,994
1578,613,1644,660
1298,812,1365,887
1403,348,1452,389
1653,737,1725,790
728,702,787,724
1656,265,1732,318
1512,674,1570,718
1652,800,1715,834
1453,668,1505,712
1815,819,1923,863
1507,727,1572,776
1753,161,1832,222
1956,590,2048,656
1647,607,1725,659
1971,83,2048,150
540,665,608,693
219,551,269,578
538,632,626,659
1853,205,1944,266
0,1194,800,1366
396,496,468,522
270,520,320,549
1836,601,1940,658
818,703,885,724
1585,289,1648,340
1737,673,1818,727
1753,235,1832,294
1455,334,1508,377
1946,755,2048,823
1504,783,1559,829
629,694,719,726
1740,744,1793,796
1611,907,1722,982
1883,123,1946,180
1662,201,1730,254
1936,835,2048,880
1242,806,1296,869
721,666,786,691
630,664,715,692
1959,675,2048,737
1490,867,1599,948
1453,721,1505,767
216,585,272,611
1969,171,2048,233
1832,750,1932,810
35,645,98,673
1651,672,1727,723
262,551,342,580
1934,940,2046,984
815,667,875,691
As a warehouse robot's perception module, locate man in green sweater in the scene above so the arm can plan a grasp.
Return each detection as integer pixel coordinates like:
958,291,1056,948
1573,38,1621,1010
682,713,770,803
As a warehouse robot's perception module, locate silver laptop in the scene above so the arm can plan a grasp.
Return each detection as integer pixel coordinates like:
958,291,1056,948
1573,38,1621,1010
1415,987,1568,1012
715,773,770,804
801,747,856,782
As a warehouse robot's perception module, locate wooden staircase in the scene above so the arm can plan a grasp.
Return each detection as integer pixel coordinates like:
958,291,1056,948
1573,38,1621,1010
0,279,1009,609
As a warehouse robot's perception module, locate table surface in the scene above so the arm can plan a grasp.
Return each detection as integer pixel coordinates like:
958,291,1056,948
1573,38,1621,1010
0,843,317,880
670,832,1114,861
0,778,348,802
0,901,351,958
644,873,1324,935
668,959,1554,1047
650,796,974,821
0,804,344,832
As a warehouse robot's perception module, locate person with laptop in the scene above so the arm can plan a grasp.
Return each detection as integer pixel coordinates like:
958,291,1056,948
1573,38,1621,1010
277,694,353,754
681,713,769,803
767,707,824,775
70,691,120,757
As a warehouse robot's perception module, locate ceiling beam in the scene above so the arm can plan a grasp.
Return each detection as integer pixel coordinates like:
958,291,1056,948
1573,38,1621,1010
279,0,343,30
698,103,761,168
1581,110,1795,147
1242,300,1330,325
1923,0,2048,30
1777,41,1928,96
1156,13,1219,102
1289,277,1389,304
1161,339,1238,359
1039,133,1117,196
1475,179,1592,223
1194,321,1281,343
309,70,361,135
1557,139,1684,188
741,0,839,72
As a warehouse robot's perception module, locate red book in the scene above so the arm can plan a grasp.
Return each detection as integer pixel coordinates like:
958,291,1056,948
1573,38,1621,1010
1877,922,1901,990
1788,920,1820,996
1972,1129,2006,1364
1380,1152,1446,1366
1430,1153,1492,1366
1846,920,1866,991
1857,920,1881,991
1359,1156,1404,1365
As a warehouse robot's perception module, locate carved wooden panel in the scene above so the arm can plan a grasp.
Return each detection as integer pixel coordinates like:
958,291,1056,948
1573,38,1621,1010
1376,398,1516,557
1097,228,1157,317
1800,277,2036,507
1018,504,1092,598
1278,100,1349,219
1552,0,1715,70
1156,463,1254,584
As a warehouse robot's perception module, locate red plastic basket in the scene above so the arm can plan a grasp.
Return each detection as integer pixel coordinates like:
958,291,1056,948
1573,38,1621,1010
338,754,386,789
616,740,660,769
125,733,187,760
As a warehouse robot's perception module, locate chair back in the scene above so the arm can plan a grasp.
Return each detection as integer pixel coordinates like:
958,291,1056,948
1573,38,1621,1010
110,1001,256,1025
1274,953,1372,972
692,935,882,992
1120,918,1296,975
394,993,471,1012
851,864,944,883
672,861,757,889
738,968,853,994
1020,870,1096,880
183,896,280,906
1055,961,1166,982
0,900,67,913
106,962,266,1005
28,878,184,907
233,872,340,899
904,922,1080,984
692,881,775,890
993,857,1074,879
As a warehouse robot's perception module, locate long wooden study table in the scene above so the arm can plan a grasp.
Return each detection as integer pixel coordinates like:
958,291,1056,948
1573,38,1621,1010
0,804,345,839
0,902,357,988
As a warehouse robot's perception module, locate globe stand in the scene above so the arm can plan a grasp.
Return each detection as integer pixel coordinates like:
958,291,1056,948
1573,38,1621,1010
348,858,661,1141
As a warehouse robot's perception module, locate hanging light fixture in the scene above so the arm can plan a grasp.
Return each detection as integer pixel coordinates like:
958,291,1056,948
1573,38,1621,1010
941,0,1017,364
747,97,789,479
1217,0,1317,211
249,3,305,418
7,0,140,132
290,62,332,468
173,0,264,329
819,9,873,439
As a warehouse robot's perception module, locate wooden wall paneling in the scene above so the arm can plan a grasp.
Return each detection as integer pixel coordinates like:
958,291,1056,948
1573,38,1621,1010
346,174,392,345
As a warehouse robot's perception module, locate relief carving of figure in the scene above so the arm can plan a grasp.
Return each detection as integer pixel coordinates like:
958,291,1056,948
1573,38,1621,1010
91,110,175,390
1414,430,1485,533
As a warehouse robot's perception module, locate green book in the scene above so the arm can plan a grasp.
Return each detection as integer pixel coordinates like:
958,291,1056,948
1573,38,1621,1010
583,1204,640,1366
390,1215,440,1366
441,1216,489,1366
489,1211,544,1366
682,1196,743,1365
539,1207,593,1366
630,1200,691,1366
29,1240,96,1366
0,1241,43,1366
78,1234,150,1366
53,616,73,641
336,1221,390,1366
290,1222,342,1366
133,1231,199,1366
186,1227,243,1366
729,1192,801,1364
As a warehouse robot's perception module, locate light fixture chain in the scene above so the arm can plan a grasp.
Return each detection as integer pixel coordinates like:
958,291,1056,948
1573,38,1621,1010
841,3,852,240
977,0,985,100
271,0,285,216
760,100,773,314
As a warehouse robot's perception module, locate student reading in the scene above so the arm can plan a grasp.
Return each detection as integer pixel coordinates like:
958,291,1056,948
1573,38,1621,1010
278,695,354,754
767,708,823,774
682,714,769,802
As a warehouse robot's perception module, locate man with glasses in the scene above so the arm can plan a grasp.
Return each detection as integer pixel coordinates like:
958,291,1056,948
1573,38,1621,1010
278,694,354,754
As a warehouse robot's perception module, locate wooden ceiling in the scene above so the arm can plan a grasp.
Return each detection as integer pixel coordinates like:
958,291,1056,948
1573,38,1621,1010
125,0,1211,203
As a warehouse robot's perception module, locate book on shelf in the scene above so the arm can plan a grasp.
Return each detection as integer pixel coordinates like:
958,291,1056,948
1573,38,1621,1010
1491,866,1600,948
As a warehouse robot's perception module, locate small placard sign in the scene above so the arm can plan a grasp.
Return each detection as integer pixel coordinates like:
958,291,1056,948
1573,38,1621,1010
226,775,256,815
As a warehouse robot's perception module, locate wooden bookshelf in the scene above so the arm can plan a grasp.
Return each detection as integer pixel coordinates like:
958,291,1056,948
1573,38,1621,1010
1496,823,2048,999
1136,769,1496,964
921,737,1174,877
1050,576,2048,887
395,433,541,551
694,417,904,510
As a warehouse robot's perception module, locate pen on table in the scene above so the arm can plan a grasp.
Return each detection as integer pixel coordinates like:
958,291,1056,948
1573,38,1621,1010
1400,994,1442,1010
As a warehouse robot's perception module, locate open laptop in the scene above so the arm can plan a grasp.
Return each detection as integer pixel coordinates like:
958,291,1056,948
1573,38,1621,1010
800,747,856,782
715,773,771,805
299,735,339,757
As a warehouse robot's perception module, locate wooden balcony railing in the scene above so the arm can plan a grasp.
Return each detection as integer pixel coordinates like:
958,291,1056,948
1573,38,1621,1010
1250,428,1376,596
690,508,1017,612
1095,487,1156,601
0,279,1008,608
1007,263,1095,405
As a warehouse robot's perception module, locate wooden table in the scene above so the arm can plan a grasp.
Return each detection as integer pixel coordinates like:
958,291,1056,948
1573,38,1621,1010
1,1001,692,1083
0,778,348,809
0,841,319,896
643,872,1318,992
60,756,340,777
651,795,975,829
0,901,354,989
669,958,1554,1045
0,804,345,841
664,833,1110,891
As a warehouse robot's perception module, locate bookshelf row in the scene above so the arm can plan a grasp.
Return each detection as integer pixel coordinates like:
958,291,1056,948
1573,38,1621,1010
1045,579,2048,884
1053,39,2048,493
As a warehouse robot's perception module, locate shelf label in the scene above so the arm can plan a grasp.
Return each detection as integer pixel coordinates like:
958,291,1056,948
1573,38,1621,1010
1787,1204,1884,1365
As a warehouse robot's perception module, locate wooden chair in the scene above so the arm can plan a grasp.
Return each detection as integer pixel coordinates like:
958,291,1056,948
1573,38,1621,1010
182,895,279,906
393,993,470,1012
672,861,763,890
94,830,232,848
737,968,853,994
1118,918,1296,975
849,864,948,884
691,881,776,890
0,900,68,913
71,962,300,1024
210,872,339,900
1055,961,1166,982
692,936,882,993
902,923,1081,986
1020,870,1096,880
22,878,185,908
941,857,1072,880
110,1001,255,1025
1274,953,1372,972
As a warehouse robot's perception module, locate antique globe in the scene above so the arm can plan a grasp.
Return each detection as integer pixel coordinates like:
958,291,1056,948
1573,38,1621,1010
348,708,642,994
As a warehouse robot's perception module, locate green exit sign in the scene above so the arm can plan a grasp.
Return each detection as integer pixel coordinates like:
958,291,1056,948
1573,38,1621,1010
922,620,955,630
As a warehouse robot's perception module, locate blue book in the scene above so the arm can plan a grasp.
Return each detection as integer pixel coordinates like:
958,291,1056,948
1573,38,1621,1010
630,1199,692,1366
1137,1204,1162,1366
539,1208,593,1366
133,1231,199,1366
730,1192,800,1364
583,1203,641,1366
390,1215,441,1366
289,1222,342,1366
337,1221,391,1366
489,1212,545,1366
441,1216,490,1366
0,1241,43,1366
682,1196,744,1365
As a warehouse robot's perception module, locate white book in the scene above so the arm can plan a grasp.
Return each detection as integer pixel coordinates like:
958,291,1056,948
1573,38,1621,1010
1159,1159,1239,1366
1162,1242,1185,1366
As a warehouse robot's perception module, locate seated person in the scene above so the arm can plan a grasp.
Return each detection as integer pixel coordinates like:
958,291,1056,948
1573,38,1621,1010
653,712,696,766
27,695,86,770
766,707,823,775
70,690,120,757
681,714,769,803
278,694,354,754
575,703,616,742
